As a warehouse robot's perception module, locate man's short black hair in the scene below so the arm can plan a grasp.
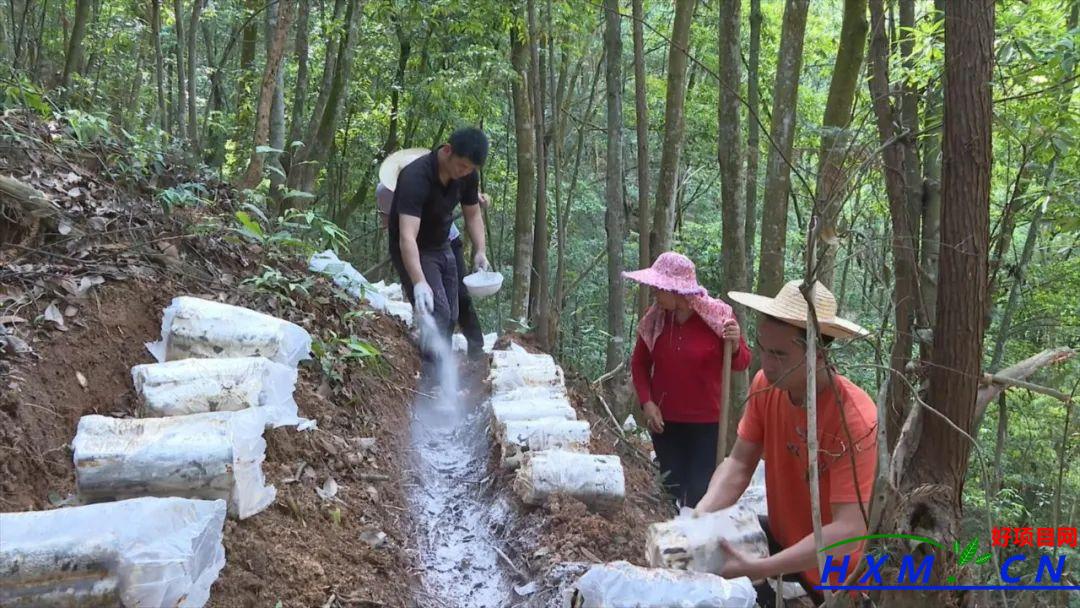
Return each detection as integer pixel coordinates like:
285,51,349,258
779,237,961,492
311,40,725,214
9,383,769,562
448,127,489,166
762,314,835,347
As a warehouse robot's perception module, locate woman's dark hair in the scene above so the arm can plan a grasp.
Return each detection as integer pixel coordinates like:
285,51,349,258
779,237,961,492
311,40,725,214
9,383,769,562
448,127,489,166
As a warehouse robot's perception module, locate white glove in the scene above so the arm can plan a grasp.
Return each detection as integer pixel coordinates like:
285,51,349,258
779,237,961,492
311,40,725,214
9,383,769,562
473,252,490,272
413,282,434,316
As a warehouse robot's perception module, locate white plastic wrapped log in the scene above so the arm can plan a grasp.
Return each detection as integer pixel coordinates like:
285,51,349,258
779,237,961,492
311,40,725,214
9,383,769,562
491,399,578,425
384,300,414,326
568,561,757,608
490,364,565,393
0,496,227,608
645,503,768,574
452,332,498,354
492,384,569,403
308,250,389,311
146,296,311,367
737,461,768,517
514,450,624,508
72,410,276,519
131,356,299,426
491,349,557,369
497,418,591,468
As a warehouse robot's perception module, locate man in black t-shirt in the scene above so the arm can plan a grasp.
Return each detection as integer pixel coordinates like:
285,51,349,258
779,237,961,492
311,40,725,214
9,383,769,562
388,127,491,358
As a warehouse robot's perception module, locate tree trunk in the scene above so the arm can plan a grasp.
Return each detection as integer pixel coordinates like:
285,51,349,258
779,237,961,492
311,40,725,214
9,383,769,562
632,0,650,314
186,0,203,153
920,21,942,333
868,0,922,452
173,0,187,140
61,0,92,91
814,0,867,288
603,0,626,373
152,0,168,133
899,0,922,260
889,2,993,601
650,0,695,259
285,0,362,208
718,0,750,437
755,0,809,296
286,0,310,152
744,0,762,287
527,0,552,348
236,0,295,191
266,0,287,204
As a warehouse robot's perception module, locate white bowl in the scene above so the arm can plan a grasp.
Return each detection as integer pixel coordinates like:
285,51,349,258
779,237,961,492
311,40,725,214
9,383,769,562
463,270,504,298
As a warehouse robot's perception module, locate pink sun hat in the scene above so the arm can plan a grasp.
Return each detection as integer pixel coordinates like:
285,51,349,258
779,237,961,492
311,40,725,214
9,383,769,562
622,251,708,296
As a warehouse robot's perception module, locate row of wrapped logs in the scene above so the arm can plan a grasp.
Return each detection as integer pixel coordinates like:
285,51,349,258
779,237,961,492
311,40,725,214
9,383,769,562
486,347,627,510
2,297,313,607
567,463,807,606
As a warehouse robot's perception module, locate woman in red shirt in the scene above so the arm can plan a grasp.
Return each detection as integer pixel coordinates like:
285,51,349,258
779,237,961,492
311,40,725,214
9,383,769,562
624,252,751,508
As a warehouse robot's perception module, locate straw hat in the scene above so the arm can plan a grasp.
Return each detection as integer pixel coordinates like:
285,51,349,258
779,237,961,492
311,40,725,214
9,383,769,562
728,280,868,340
378,148,430,191
622,252,707,296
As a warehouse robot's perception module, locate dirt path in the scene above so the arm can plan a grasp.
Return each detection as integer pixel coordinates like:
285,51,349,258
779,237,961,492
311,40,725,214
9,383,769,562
407,365,515,606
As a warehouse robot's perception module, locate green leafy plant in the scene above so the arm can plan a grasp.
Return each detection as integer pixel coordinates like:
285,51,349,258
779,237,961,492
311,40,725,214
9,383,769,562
242,266,314,306
157,182,209,212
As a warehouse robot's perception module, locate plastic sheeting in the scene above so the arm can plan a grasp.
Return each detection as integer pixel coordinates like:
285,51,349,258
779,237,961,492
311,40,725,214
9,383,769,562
131,357,298,425
567,561,757,608
645,504,768,574
451,332,498,354
0,496,227,608
146,297,311,367
491,349,556,369
72,409,275,519
491,399,578,425
497,418,591,468
490,364,565,393
514,450,624,508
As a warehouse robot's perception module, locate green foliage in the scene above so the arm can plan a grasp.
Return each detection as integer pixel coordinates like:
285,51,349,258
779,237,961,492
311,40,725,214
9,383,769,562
157,182,209,212
311,329,383,385
241,266,315,307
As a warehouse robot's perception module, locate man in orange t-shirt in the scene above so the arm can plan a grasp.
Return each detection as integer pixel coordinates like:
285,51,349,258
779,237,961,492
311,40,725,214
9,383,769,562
695,280,878,607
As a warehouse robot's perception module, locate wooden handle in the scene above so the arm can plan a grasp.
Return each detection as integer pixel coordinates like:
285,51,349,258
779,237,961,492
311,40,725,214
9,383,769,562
717,339,734,467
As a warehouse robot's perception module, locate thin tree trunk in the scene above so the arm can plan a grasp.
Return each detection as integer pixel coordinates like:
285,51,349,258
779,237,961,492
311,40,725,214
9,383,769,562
745,0,762,287
152,0,168,133
186,0,203,152
755,0,809,296
632,0,650,314
266,0,287,203
510,24,535,327
302,0,347,153
236,0,295,191
334,21,410,226
889,1,993,600
899,0,922,258
603,0,626,373
868,0,922,452
173,0,187,140
556,52,605,339
815,0,868,288
718,0,750,440
61,0,92,91
920,0,942,333
285,0,362,208
650,0,695,259
286,0,310,151
527,0,552,348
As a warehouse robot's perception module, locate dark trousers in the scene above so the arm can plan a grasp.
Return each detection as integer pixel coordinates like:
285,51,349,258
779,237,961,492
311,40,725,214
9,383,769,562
450,236,484,356
753,515,826,608
389,242,458,354
649,421,718,509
